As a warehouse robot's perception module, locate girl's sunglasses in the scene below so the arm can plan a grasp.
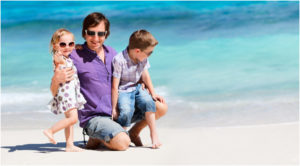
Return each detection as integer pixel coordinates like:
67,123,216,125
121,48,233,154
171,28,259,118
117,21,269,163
59,42,75,48
85,30,107,37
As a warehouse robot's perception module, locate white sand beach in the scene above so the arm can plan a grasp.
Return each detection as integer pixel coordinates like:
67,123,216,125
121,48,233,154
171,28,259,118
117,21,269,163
1,122,298,165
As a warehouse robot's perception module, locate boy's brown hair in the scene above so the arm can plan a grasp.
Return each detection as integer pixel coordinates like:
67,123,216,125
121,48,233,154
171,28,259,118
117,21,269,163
128,29,158,51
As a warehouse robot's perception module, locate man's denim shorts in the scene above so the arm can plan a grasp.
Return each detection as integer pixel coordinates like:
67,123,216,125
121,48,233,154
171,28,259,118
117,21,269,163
117,84,156,127
83,109,147,143
84,116,127,143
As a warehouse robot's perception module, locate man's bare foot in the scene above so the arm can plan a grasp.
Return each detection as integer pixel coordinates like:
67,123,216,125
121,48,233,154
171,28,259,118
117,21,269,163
85,137,101,149
43,129,57,144
65,145,85,152
129,132,143,147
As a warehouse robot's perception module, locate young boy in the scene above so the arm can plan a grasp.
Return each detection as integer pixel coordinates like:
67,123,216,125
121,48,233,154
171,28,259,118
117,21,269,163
112,29,165,149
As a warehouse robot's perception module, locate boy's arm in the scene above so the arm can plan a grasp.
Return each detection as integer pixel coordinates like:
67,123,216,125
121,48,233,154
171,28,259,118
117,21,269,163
111,56,123,120
141,69,155,96
111,77,120,120
141,70,165,103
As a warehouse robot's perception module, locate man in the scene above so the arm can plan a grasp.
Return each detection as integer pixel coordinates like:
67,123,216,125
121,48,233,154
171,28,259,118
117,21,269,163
50,12,167,151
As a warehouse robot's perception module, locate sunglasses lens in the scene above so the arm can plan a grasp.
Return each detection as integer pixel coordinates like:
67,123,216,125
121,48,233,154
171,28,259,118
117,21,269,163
59,42,66,47
87,30,96,36
86,30,106,37
98,32,106,36
69,42,75,47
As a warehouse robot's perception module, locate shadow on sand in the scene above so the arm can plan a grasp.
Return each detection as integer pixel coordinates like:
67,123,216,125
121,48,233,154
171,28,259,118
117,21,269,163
1,141,85,153
2,141,154,153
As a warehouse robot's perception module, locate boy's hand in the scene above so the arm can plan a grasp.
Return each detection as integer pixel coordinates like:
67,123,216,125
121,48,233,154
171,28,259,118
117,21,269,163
112,108,119,120
141,83,151,93
151,94,165,104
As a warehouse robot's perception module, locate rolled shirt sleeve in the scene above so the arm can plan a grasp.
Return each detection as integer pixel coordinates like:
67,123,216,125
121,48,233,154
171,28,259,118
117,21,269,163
144,59,150,71
112,57,122,79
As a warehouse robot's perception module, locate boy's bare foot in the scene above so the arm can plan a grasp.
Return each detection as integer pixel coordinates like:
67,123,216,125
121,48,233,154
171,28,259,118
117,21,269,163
85,137,101,149
129,132,143,147
43,129,57,144
151,133,162,149
65,146,85,152
152,141,162,149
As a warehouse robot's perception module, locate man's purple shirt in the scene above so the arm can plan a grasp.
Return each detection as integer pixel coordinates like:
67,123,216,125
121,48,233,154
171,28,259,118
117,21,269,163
70,43,117,128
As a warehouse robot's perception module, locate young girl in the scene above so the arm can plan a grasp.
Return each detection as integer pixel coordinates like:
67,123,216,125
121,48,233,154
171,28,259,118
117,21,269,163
43,28,86,152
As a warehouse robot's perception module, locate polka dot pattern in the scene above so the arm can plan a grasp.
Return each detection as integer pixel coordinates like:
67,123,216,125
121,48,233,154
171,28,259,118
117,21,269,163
49,57,86,115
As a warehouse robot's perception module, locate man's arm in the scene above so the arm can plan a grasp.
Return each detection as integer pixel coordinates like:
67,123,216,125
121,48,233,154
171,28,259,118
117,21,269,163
141,69,165,103
111,77,120,120
50,67,75,96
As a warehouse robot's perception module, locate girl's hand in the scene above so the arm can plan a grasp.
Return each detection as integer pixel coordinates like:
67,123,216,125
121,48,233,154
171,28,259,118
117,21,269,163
151,94,165,104
53,51,65,66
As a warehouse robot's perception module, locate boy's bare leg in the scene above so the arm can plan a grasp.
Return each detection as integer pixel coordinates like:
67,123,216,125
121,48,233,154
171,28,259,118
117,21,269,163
129,101,167,146
145,111,161,148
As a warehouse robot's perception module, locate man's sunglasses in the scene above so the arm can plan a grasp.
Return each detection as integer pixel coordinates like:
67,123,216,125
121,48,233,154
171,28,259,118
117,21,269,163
85,30,107,37
59,42,75,48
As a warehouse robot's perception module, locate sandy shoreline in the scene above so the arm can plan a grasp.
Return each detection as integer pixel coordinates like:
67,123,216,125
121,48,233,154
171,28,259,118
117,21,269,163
1,122,299,165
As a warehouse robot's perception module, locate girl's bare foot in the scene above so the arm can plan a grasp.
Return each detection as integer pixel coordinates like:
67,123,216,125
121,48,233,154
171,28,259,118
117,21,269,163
43,129,57,144
65,145,85,152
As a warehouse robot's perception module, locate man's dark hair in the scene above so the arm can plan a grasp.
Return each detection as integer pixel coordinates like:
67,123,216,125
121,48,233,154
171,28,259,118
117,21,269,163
82,12,110,39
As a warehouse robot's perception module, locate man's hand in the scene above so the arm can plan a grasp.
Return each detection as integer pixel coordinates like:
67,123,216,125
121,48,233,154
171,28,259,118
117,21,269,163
151,94,165,104
54,67,75,83
50,66,75,97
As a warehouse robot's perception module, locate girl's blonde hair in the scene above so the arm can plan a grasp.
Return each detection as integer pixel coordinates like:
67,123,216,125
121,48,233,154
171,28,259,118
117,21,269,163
50,28,74,54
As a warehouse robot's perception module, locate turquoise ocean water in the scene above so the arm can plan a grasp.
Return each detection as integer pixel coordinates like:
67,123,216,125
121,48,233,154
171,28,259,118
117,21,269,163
1,1,299,129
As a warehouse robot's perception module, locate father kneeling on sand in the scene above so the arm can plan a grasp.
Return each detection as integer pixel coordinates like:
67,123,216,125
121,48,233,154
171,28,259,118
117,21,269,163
50,12,168,150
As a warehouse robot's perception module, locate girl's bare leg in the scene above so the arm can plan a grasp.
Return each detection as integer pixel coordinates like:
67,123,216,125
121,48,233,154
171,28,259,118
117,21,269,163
64,109,84,152
43,108,83,151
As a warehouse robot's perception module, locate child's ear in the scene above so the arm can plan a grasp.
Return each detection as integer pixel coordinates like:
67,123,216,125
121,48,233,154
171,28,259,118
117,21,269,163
135,48,141,53
53,43,58,51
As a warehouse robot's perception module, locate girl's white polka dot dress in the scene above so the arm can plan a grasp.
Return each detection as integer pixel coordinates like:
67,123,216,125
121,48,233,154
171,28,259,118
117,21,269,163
48,57,86,114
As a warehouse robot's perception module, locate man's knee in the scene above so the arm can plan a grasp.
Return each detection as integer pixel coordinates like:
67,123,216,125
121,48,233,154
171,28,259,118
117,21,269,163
109,132,130,151
155,101,168,119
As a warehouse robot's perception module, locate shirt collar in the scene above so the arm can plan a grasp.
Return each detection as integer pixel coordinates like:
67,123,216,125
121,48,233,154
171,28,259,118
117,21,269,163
123,47,137,64
83,42,110,55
